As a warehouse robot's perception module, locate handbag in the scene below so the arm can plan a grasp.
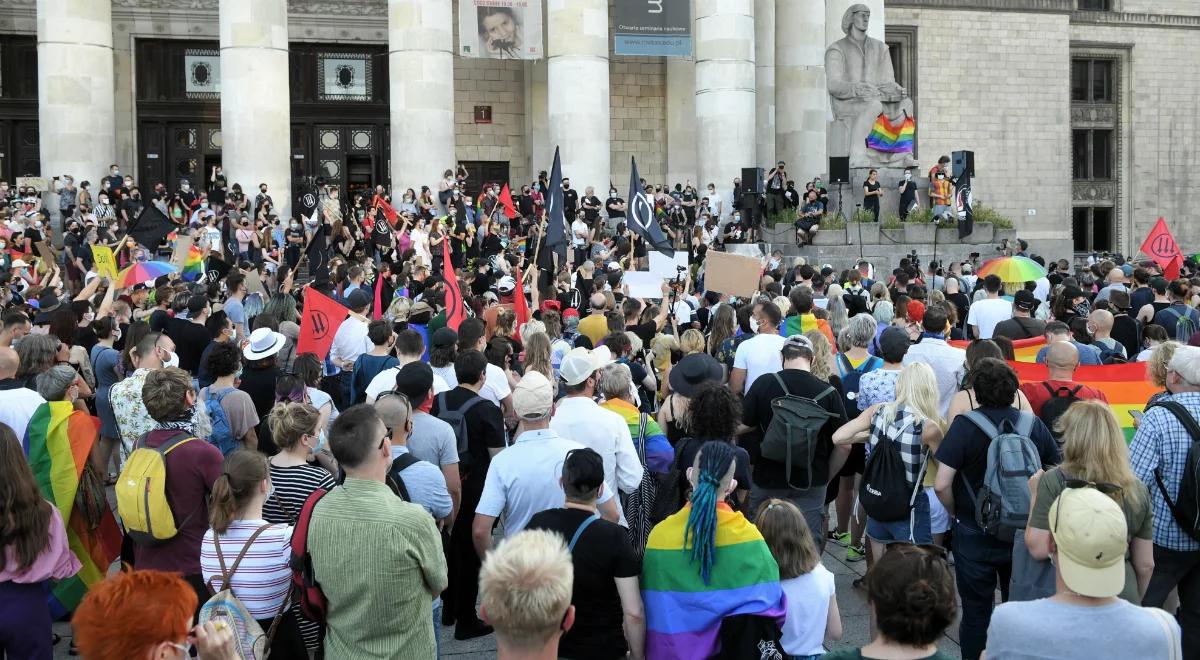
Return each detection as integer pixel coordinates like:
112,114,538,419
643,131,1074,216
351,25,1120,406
1008,469,1061,602
620,414,657,558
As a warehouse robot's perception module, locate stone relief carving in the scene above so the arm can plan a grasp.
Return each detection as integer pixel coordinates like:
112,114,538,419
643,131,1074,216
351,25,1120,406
1072,181,1117,203
1071,105,1116,125
111,0,385,15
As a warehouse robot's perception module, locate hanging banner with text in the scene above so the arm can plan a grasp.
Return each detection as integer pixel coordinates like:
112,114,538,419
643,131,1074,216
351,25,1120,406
614,0,692,57
459,0,544,60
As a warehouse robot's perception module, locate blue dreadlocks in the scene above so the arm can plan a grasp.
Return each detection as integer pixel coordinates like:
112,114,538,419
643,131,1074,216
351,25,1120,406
683,441,736,585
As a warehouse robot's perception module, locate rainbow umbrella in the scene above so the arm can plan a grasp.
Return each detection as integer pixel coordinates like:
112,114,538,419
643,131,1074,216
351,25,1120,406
976,255,1046,286
114,261,179,288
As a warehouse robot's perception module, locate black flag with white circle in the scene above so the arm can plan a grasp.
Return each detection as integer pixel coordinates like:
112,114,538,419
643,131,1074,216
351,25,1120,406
628,156,674,257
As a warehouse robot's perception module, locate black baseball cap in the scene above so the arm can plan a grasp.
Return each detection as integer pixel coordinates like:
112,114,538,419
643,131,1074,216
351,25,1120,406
1013,289,1038,312
393,362,434,407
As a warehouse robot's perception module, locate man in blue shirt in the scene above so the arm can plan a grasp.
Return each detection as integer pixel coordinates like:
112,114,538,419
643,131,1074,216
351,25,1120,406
1035,321,1102,366
1129,345,1200,658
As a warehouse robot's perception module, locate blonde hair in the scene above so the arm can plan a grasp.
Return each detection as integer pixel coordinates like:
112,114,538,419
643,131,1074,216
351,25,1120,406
1056,400,1145,510
522,332,553,380
1148,340,1182,389
268,401,321,451
878,362,944,433
480,529,573,652
680,329,706,355
804,330,835,382
755,499,820,579
495,307,516,337
773,295,792,317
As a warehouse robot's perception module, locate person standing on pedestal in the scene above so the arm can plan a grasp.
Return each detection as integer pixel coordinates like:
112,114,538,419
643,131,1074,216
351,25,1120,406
898,168,919,221
562,177,579,225
863,169,882,222
766,161,787,218
930,156,954,221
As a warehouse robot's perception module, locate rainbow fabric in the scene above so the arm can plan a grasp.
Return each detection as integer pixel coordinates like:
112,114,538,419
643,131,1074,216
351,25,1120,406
23,402,122,617
600,399,674,474
181,245,206,281
866,112,916,154
780,313,835,347
642,504,786,659
950,336,1047,363
1010,361,1150,443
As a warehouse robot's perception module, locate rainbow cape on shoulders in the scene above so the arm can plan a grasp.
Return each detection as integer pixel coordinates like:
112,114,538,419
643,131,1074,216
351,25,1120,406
642,504,786,659
23,402,122,617
601,398,674,474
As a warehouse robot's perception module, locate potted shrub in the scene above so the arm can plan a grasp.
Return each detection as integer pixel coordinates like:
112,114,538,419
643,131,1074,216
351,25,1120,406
851,210,880,245
812,213,847,245
977,206,1017,244
904,208,935,244
880,214,904,244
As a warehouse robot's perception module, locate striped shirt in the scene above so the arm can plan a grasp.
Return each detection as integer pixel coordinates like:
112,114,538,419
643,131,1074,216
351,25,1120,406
1130,391,1200,552
201,520,294,620
263,463,337,525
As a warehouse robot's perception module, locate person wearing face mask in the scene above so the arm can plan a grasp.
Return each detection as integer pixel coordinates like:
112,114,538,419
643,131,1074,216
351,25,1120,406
109,332,211,461
201,449,309,657
898,167,920,220
284,217,306,268
929,155,953,221
208,165,227,207
54,174,78,219
253,183,273,219
103,164,122,197
562,176,579,222
63,220,91,290
177,178,197,208
120,186,144,231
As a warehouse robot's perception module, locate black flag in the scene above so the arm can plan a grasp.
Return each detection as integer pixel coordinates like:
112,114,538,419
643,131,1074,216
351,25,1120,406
955,174,974,239
543,147,568,265
126,203,175,250
628,156,674,257
297,187,319,223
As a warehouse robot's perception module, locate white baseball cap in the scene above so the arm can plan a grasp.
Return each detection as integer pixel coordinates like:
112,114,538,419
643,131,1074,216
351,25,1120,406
559,346,613,386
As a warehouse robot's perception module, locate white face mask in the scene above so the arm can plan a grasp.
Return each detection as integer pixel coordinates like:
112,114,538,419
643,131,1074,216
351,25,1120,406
749,317,760,333
161,349,179,369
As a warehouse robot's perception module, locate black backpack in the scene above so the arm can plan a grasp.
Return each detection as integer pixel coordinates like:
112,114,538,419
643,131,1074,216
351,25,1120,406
836,353,883,418
859,414,928,523
1038,383,1081,439
436,392,485,463
1146,400,1200,542
1095,342,1128,365
386,452,420,502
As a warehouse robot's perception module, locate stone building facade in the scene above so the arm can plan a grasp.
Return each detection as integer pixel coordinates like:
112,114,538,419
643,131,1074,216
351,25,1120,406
0,0,1196,259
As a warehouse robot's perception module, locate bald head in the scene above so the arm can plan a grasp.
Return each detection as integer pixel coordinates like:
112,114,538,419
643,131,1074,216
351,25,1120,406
1046,340,1080,375
945,277,960,294
1088,309,1114,334
0,346,17,379
1107,268,1125,284
589,293,607,312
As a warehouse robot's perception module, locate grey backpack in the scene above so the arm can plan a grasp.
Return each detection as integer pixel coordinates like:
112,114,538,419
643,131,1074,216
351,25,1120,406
759,375,839,489
962,411,1042,542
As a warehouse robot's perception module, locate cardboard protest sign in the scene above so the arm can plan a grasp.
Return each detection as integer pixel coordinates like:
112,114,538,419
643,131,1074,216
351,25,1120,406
91,246,119,281
169,235,194,271
703,251,761,298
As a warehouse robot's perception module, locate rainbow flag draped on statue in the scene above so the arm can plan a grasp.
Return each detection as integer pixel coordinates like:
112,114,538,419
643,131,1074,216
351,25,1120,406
642,503,786,658
1010,361,1150,442
866,112,916,153
23,402,122,616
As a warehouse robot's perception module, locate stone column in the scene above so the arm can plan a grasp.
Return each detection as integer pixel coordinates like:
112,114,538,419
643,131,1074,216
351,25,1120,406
695,0,755,194
754,0,775,167
525,59,551,183
219,0,292,219
775,0,825,180
388,0,454,196
37,0,115,189
665,57,696,187
826,0,885,46
547,0,610,195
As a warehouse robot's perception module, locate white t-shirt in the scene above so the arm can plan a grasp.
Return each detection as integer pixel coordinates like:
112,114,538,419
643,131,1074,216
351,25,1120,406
329,316,371,367
480,362,512,407
364,366,450,403
571,219,589,247
733,333,787,394
0,387,46,443
966,297,1013,340
707,192,722,218
673,299,694,328
780,565,836,657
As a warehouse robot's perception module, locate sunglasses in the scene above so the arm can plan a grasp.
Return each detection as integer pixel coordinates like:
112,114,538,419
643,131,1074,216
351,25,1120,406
1053,479,1123,533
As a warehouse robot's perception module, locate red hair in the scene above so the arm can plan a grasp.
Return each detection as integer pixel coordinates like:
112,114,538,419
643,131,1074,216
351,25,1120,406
73,568,197,660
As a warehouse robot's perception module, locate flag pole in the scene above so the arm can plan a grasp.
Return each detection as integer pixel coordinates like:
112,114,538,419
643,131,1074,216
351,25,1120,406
525,218,545,284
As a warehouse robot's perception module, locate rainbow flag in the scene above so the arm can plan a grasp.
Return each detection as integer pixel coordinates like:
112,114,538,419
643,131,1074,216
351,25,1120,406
866,112,916,154
181,245,205,281
600,398,674,474
950,336,1047,363
642,503,786,658
780,313,835,348
1010,361,1151,443
23,402,122,616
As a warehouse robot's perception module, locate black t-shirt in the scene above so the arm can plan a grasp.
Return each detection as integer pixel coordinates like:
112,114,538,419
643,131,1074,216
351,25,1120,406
606,197,626,218
992,317,1047,341
164,317,213,374
1130,286,1154,314
284,227,305,247
75,325,98,354
1111,314,1142,359
625,321,657,348
526,507,640,660
432,386,506,477
480,234,503,261
864,180,881,210
582,195,602,223
238,365,282,420
121,198,144,222
899,179,918,208
741,369,847,489
681,191,697,221
947,292,971,328
935,407,1060,529
563,188,579,215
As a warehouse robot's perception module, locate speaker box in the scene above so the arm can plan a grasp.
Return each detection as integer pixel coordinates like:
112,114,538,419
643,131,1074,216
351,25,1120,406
953,150,975,179
741,167,764,195
828,157,850,184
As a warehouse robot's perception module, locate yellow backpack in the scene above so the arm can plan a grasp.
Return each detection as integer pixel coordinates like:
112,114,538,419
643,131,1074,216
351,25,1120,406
116,432,198,545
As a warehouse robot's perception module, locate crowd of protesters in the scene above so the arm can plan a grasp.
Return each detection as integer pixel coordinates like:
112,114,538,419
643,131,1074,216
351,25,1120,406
0,162,1193,660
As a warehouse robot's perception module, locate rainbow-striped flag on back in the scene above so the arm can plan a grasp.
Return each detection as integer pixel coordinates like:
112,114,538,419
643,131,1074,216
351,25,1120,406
642,503,786,658
950,336,1047,363
1010,361,1150,443
23,402,122,616
600,398,674,474
866,112,916,154
181,245,206,282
